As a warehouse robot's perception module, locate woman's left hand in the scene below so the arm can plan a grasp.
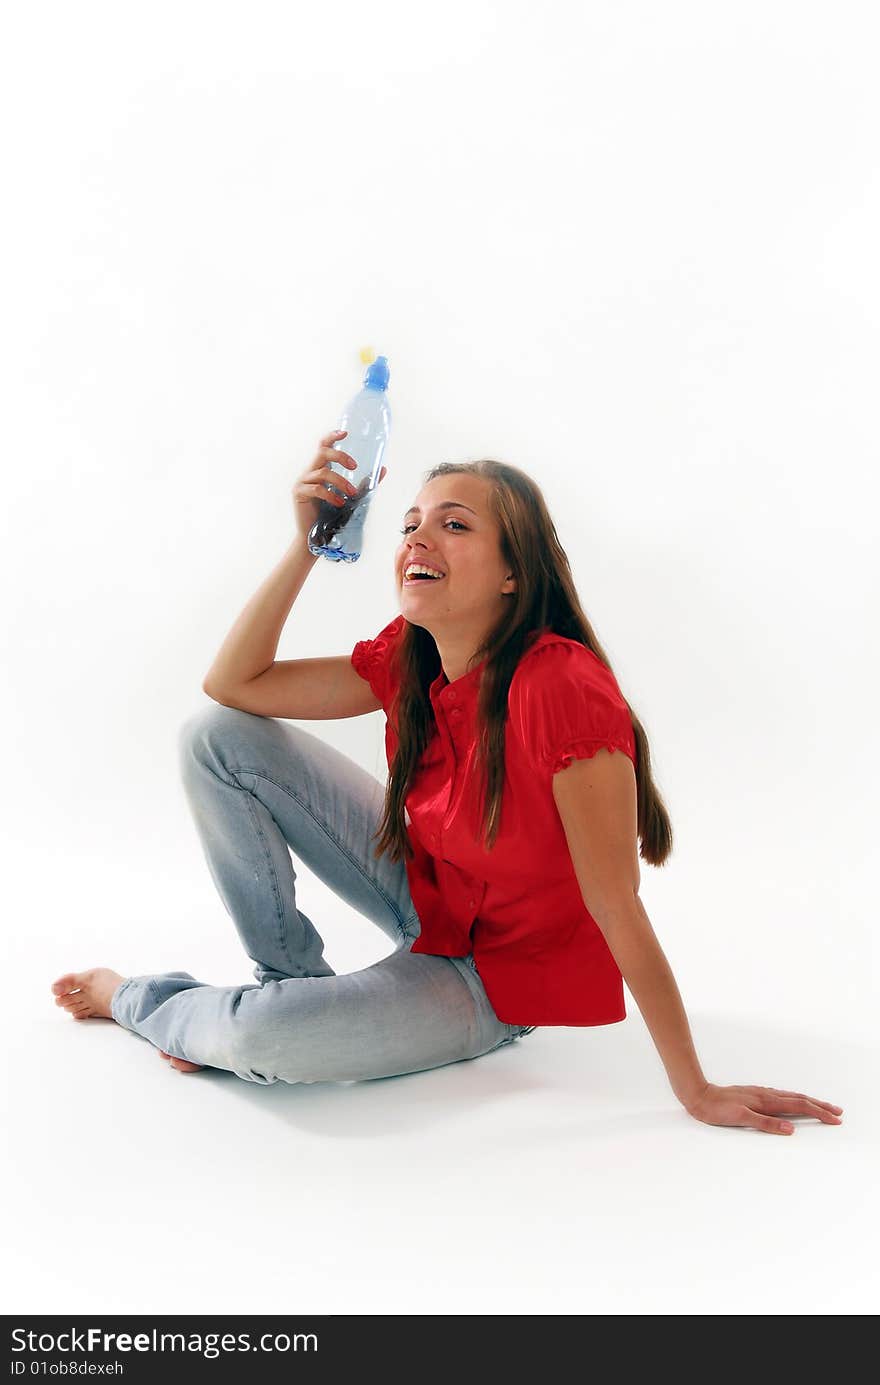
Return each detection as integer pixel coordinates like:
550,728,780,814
685,1082,844,1135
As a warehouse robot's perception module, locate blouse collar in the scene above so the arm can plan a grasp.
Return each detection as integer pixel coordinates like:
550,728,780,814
429,658,486,703
427,627,559,705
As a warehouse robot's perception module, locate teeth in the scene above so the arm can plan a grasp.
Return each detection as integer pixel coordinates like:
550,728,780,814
405,564,445,580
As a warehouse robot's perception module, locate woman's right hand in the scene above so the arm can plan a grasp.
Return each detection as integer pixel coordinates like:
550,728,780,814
292,429,387,546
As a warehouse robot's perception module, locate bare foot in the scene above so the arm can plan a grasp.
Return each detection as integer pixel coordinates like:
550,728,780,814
157,1049,204,1074
52,968,205,1073
51,968,125,1021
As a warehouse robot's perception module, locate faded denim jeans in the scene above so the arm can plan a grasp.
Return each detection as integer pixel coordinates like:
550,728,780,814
111,704,535,1085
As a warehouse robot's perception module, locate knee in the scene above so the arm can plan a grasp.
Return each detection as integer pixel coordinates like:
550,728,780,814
177,703,257,773
225,1014,313,1086
224,982,350,1086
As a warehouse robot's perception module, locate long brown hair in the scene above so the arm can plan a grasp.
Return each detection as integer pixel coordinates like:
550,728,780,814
371,459,673,868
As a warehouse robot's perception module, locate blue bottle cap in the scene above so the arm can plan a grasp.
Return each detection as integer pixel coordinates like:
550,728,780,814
363,355,390,391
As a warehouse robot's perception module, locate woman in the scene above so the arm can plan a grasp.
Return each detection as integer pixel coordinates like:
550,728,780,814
52,429,843,1135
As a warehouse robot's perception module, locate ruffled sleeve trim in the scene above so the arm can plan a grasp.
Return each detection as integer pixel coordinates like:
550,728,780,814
508,637,637,776
350,638,376,685
548,738,636,776
350,615,405,706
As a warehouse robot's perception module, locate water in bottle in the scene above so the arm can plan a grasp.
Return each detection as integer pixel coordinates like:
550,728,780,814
308,354,391,562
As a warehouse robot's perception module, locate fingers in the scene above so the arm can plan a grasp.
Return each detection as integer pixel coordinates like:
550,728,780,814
321,444,357,469
742,1089,845,1134
311,440,358,508
754,1089,844,1124
299,463,358,507
692,1083,844,1136
302,434,386,510
318,433,386,482
740,1108,796,1135
766,1088,843,1114
320,466,358,499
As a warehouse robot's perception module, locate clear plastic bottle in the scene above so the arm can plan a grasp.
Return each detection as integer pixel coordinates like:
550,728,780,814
307,355,391,562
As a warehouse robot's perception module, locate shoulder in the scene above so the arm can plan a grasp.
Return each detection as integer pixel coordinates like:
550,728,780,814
507,631,635,774
355,612,407,651
510,630,623,700
350,614,407,702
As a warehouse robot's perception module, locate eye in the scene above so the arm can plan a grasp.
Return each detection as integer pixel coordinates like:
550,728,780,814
400,519,467,535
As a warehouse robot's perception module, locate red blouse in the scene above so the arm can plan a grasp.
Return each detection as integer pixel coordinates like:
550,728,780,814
350,614,638,1027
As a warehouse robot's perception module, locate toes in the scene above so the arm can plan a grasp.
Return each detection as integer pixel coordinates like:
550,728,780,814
159,1050,203,1072
55,987,97,1018
52,974,80,995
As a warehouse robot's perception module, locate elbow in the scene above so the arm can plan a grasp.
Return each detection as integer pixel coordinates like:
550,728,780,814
586,887,641,936
202,678,227,704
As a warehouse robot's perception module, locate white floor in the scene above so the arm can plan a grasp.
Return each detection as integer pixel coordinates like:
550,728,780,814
5,848,876,1317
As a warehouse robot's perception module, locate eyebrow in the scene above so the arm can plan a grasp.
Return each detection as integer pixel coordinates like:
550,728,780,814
403,502,478,519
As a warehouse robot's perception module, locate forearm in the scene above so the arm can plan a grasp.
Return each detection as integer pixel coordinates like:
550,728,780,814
203,537,319,690
599,894,708,1110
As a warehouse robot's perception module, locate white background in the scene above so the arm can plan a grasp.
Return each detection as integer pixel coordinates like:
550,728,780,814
1,0,877,1316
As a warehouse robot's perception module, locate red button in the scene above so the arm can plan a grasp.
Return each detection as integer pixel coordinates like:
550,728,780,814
469,899,476,909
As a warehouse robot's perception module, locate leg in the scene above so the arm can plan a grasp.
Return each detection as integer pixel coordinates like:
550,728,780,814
111,949,522,1085
177,704,419,983
56,706,534,1073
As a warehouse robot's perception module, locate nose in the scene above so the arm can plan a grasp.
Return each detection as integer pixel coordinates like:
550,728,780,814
402,539,444,572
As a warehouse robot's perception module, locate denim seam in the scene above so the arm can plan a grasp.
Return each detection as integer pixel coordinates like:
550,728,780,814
460,956,513,1051
445,959,486,1055
239,778,301,973
226,763,411,945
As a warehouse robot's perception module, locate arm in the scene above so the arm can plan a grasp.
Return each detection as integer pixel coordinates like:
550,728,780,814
589,890,708,1107
203,537,319,691
552,750,844,1135
200,430,389,718
201,535,382,718
551,749,706,1108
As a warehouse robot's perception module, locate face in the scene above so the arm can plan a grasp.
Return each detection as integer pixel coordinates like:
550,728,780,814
395,474,516,634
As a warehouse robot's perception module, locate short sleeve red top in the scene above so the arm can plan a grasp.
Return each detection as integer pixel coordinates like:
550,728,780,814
350,614,637,1027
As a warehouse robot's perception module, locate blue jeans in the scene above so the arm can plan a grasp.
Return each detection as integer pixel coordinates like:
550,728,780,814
111,705,535,1085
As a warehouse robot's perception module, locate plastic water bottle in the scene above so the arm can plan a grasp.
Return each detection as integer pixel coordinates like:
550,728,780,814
308,354,391,562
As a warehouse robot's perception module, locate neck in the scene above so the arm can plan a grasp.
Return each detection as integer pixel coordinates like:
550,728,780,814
432,628,489,685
